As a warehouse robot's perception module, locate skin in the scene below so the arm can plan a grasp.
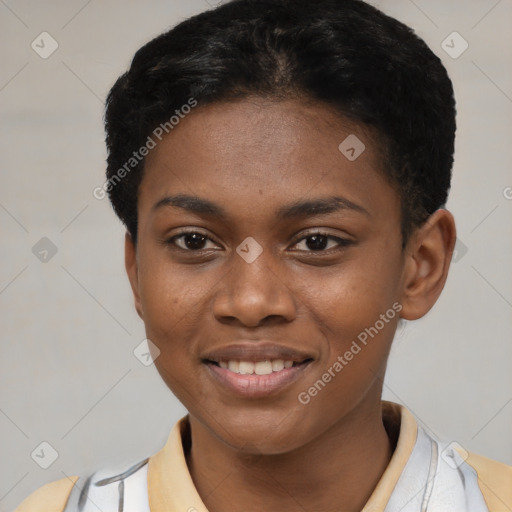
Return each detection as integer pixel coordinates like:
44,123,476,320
125,97,456,512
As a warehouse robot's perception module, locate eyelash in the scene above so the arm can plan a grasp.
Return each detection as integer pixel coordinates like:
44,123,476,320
165,230,353,254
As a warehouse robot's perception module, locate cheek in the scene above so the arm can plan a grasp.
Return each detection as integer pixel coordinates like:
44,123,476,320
295,289,399,431
138,251,211,326
294,256,401,333
136,261,218,380
292,251,402,389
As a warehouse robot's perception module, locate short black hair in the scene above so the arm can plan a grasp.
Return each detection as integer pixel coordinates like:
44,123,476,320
104,0,456,247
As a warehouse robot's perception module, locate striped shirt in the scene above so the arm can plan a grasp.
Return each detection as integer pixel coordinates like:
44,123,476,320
15,401,512,511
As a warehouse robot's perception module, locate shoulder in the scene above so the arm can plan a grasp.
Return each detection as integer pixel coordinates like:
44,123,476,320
465,450,512,511
13,457,151,512
13,476,79,512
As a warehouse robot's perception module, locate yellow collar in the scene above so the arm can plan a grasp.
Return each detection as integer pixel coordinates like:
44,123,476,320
147,401,418,511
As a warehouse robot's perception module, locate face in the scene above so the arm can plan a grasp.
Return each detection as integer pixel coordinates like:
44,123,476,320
127,97,408,455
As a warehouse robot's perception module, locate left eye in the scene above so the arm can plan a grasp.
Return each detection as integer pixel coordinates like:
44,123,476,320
291,233,350,252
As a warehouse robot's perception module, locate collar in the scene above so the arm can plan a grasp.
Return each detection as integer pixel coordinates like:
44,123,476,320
147,401,418,511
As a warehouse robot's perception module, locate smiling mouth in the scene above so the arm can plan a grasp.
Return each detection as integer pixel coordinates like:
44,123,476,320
207,358,313,375
202,342,315,396
204,357,314,397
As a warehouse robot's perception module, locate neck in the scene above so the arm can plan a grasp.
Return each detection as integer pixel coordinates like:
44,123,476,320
186,400,395,512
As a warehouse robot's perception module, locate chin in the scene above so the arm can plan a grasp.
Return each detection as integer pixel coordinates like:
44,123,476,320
208,408,313,455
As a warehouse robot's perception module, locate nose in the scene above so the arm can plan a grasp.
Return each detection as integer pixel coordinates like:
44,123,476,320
212,250,297,328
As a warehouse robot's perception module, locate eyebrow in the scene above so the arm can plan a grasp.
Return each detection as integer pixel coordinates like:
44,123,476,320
151,194,370,220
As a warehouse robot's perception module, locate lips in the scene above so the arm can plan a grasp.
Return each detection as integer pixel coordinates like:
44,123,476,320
202,343,314,397
203,342,313,364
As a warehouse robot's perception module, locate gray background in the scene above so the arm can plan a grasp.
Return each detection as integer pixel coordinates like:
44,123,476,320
1,0,511,510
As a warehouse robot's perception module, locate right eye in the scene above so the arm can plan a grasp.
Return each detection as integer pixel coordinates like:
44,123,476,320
166,231,220,251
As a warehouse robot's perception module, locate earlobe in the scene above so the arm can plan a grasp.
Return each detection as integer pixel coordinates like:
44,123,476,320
399,209,456,321
124,231,144,320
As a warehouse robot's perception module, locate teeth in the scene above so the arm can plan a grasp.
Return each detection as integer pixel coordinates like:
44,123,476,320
272,359,284,371
239,361,255,375
254,360,273,375
228,360,239,373
218,359,296,374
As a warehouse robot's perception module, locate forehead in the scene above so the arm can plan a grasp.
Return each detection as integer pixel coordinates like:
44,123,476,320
139,97,397,222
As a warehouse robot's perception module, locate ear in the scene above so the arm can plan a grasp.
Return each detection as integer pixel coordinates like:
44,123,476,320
399,209,456,320
125,231,144,320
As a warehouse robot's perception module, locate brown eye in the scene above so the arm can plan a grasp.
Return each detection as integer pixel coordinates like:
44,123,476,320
168,232,217,251
292,232,352,252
